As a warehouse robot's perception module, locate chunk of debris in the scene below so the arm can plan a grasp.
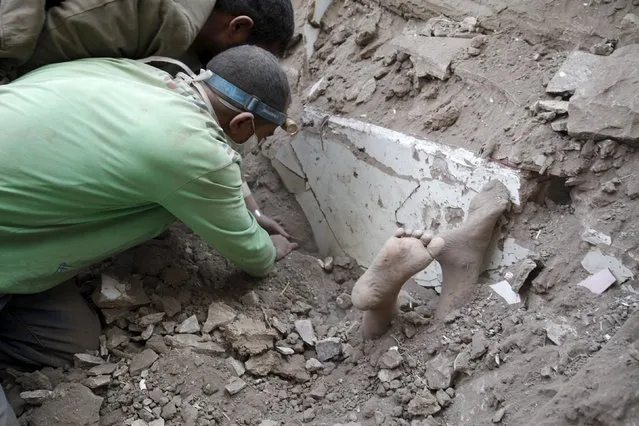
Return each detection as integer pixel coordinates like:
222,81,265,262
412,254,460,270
568,44,639,145
245,351,280,376
73,353,105,368
223,316,278,357
355,78,378,105
202,301,237,333
581,249,634,283
545,321,578,346
435,389,452,407
139,312,166,327
306,358,324,372
160,296,182,317
377,368,402,383
294,319,316,346
407,390,441,417
92,274,150,309
425,104,461,131
492,408,506,423
470,333,489,360
321,256,334,272
226,357,246,377
590,41,614,56
580,229,612,246
20,390,53,405
424,354,453,390
225,377,247,396
164,335,226,356
578,269,617,295
379,347,403,369
177,315,200,334
355,14,379,47
276,346,295,356
533,100,569,115
489,281,522,305
551,118,569,133
310,383,327,400
336,293,352,309
508,258,541,292
391,35,472,80
88,363,117,377
546,51,602,95
83,375,111,389
29,383,103,426
291,301,313,315
271,317,292,335
315,337,342,362
129,349,159,376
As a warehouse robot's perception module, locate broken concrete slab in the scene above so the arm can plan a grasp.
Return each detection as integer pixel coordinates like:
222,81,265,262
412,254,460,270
581,249,634,284
390,35,472,80
568,44,639,146
489,281,521,305
164,334,226,355
580,229,612,246
578,269,617,295
546,51,602,95
92,274,150,309
29,383,103,426
223,316,278,357
288,108,521,288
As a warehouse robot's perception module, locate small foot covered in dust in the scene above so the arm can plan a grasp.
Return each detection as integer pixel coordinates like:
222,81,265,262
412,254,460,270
351,228,442,338
435,180,511,319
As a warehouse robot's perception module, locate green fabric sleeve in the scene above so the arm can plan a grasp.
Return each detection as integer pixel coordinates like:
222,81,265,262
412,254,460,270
160,164,276,278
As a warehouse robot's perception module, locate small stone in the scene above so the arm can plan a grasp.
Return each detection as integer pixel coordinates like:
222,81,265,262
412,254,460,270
407,391,441,417
493,408,506,423
355,15,378,47
74,353,105,368
551,118,568,133
461,16,478,32
93,274,150,309
534,100,569,115
355,78,377,105
83,375,111,389
164,334,225,355
20,390,53,405
139,313,166,327
590,41,614,56
540,366,553,378
425,104,461,131
271,317,292,335
322,256,334,272
425,354,453,390
309,383,327,400
162,401,177,420
545,321,578,346
377,369,402,383
336,293,352,309
302,407,316,423
435,390,452,407
227,357,246,376
470,34,488,48
470,333,489,360
291,301,313,315
177,315,200,334
379,347,403,369
306,358,323,372
225,377,247,395
315,337,342,362
241,291,260,306
159,296,182,317
276,346,295,355
130,349,159,376
580,229,612,246
202,301,237,333
295,319,316,346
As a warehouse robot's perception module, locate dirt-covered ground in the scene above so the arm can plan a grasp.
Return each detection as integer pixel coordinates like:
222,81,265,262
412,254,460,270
2,0,639,425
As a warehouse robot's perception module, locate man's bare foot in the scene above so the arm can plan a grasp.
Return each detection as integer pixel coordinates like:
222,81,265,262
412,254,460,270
434,180,511,319
351,228,442,338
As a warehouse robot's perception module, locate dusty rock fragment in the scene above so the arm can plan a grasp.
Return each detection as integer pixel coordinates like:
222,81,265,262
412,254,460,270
146,335,169,354
106,327,129,350
129,349,159,375
310,383,327,400
470,34,488,49
164,334,225,355
580,229,612,246
551,119,568,132
377,369,402,383
546,51,602,95
246,351,310,382
335,293,352,309
534,100,569,115
83,375,111,389
16,371,52,391
544,321,578,346
355,78,377,105
73,353,105,368
223,315,278,356
355,15,378,47
425,354,453,390
161,399,178,420
181,404,199,425
470,333,489,360
29,383,103,426
435,389,452,407
291,301,313,315
581,249,634,283
276,346,295,355
177,315,200,334
202,301,237,333
295,319,316,346
227,357,246,376
245,351,281,376
492,408,506,423
391,35,472,80
139,312,166,327
20,390,53,405
425,104,461,131
93,274,150,309
590,41,614,56
379,347,403,369
407,390,441,417
225,377,247,395
315,337,342,361
159,296,181,317
306,358,324,372
88,363,117,376
568,44,639,145
140,324,154,341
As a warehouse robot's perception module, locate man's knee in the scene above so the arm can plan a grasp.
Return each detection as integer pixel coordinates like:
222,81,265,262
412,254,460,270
0,281,101,370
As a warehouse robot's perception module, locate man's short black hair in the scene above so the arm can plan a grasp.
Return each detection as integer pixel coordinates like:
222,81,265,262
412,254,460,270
207,45,290,120
215,0,295,55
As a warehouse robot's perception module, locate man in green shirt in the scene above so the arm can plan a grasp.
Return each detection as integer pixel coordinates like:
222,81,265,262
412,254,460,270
0,45,297,425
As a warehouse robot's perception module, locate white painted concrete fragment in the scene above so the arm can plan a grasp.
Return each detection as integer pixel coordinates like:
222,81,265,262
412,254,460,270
490,281,521,304
581,249,634,284
286,108,522,287
578,269,616,295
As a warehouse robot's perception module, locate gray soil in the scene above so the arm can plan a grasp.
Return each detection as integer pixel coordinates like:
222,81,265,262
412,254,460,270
2,0,639,425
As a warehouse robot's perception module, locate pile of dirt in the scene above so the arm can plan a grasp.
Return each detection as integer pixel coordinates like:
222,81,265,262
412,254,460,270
3,0,639,425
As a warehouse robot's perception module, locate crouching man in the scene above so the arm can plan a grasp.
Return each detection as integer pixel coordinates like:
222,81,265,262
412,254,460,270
0,45,297,425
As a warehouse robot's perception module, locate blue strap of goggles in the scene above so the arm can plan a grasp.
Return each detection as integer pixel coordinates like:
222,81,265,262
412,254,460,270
204,73,286,127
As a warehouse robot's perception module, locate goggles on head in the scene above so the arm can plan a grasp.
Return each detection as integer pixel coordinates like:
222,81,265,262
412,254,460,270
204,73,298,136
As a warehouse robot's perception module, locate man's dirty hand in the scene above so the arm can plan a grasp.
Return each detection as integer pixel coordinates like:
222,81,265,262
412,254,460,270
258,214,291,239
270,235,298,260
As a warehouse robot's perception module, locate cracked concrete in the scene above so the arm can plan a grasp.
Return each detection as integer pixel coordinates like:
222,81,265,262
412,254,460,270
277,108,526,288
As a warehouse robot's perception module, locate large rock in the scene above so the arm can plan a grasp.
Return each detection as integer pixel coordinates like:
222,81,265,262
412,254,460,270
567,44,639,146
29,383,103,426
546,51,602,95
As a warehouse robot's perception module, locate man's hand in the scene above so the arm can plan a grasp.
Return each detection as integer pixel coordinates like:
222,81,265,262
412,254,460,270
257,214,291,239
270,235,298,260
